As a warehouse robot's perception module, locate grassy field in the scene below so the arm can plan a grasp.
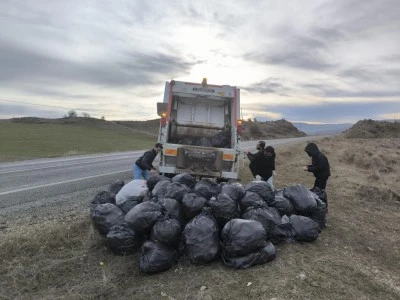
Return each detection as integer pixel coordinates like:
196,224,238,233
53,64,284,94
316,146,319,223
0,136,399,299
0,121,157,162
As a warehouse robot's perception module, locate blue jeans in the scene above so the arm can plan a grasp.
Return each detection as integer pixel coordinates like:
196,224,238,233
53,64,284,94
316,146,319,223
133,164,151,180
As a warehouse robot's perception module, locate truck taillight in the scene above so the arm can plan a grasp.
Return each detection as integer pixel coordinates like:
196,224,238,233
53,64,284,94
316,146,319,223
237,119,244,134
161,112,167,127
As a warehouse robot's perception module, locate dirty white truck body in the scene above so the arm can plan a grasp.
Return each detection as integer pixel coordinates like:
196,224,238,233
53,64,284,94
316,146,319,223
157,80,242,180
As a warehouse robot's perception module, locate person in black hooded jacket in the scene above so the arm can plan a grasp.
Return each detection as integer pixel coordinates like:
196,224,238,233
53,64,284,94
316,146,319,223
244,140,265,179
303,142,331,190
260,145,276,182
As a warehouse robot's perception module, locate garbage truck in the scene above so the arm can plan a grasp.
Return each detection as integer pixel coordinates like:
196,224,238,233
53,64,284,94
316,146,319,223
156,79,243,180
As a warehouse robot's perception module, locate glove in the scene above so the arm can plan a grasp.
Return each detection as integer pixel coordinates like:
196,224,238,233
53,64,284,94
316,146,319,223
272,170,277,176
255,175,262,181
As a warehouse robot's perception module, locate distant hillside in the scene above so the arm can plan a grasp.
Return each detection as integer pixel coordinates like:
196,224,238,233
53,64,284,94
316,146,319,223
344,119,400,138
3,117,159,136
7,117,125,129
2,117,307,140
292,122,353,135
115,119,160,136
241,119,306,140
0,117,157,162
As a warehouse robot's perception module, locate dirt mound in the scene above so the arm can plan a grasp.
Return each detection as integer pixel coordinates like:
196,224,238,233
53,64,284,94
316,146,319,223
344,119,400,139
241,119,307,140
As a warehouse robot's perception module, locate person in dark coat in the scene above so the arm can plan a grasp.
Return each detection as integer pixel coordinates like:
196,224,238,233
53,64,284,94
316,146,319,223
260,146,276,182
244,141,266,179
133,143,163,179
303,142,331,190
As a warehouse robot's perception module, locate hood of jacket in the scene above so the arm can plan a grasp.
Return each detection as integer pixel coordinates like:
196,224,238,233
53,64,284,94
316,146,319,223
304,142,320,156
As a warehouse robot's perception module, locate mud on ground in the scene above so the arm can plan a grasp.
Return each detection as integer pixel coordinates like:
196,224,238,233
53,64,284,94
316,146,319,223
0,136,399,300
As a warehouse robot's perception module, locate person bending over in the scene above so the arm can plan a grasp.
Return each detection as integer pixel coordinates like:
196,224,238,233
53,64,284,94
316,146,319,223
303,142,330,190
133,143,163,180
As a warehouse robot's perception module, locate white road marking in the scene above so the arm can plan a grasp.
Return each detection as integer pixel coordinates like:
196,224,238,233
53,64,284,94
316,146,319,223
0,169,132,196
0,156,139,175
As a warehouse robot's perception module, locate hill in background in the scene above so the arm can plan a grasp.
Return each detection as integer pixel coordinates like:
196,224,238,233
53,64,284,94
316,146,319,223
115,119,160,136
293,122,353,135
241,119,307,140
344,119,400,138
4,117,306,140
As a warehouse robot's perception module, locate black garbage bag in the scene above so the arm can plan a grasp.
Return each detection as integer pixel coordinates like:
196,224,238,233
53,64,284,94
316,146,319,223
178,136,194,146
245,181,275,204
289,215,320,242
90,191,116,208
222,241,276,269
221,219,267,257
311,187,328,207
171,172,197,189
150,215,182,246
183,208,220,264
242,204,279,240
221,183,245,202
108,180,125,196
306,197,327,229
152,180,171,198
193,179,221,200
157,197,184,223
117,198,142,214
182,193,207,220
268,207,283,223
239,191,265,212
283,185,317,214
106,223,144,255
164,182,191,202
142,190,152,202
90,203,124,235
146,174,171,192
124,202,162,233
139,241,178,274
195,136,212,147
209,193,238,227
270,189,294,216
270,215,294,244
211,130,231,148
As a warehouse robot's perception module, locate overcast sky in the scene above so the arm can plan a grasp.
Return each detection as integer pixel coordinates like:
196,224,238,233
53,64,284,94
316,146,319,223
0,0,399,123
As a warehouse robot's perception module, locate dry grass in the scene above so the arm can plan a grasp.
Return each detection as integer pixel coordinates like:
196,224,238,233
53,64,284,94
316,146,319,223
1,137,400,300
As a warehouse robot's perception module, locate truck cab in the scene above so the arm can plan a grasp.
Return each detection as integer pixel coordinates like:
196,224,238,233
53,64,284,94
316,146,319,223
157,79,243,180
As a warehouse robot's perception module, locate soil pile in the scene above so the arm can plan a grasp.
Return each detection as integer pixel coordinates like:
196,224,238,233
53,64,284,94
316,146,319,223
344,119,400,138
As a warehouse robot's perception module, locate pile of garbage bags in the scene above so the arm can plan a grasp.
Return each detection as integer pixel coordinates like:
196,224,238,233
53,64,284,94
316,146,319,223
90,173,327,274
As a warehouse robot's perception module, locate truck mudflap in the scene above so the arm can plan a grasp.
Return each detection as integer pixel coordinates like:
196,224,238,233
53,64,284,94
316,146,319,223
176,146,223,177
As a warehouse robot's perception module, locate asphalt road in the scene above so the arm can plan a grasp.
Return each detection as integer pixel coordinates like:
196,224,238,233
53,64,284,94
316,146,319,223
0,136,327,210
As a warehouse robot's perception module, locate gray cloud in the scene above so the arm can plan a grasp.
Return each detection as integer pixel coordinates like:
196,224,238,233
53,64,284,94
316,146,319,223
0,39,195,87
0,102,66,119
316,0,400,37
338,68,378,82
249,100,400,123
244,23,341,71
243,78,291,95
301,83,400,98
